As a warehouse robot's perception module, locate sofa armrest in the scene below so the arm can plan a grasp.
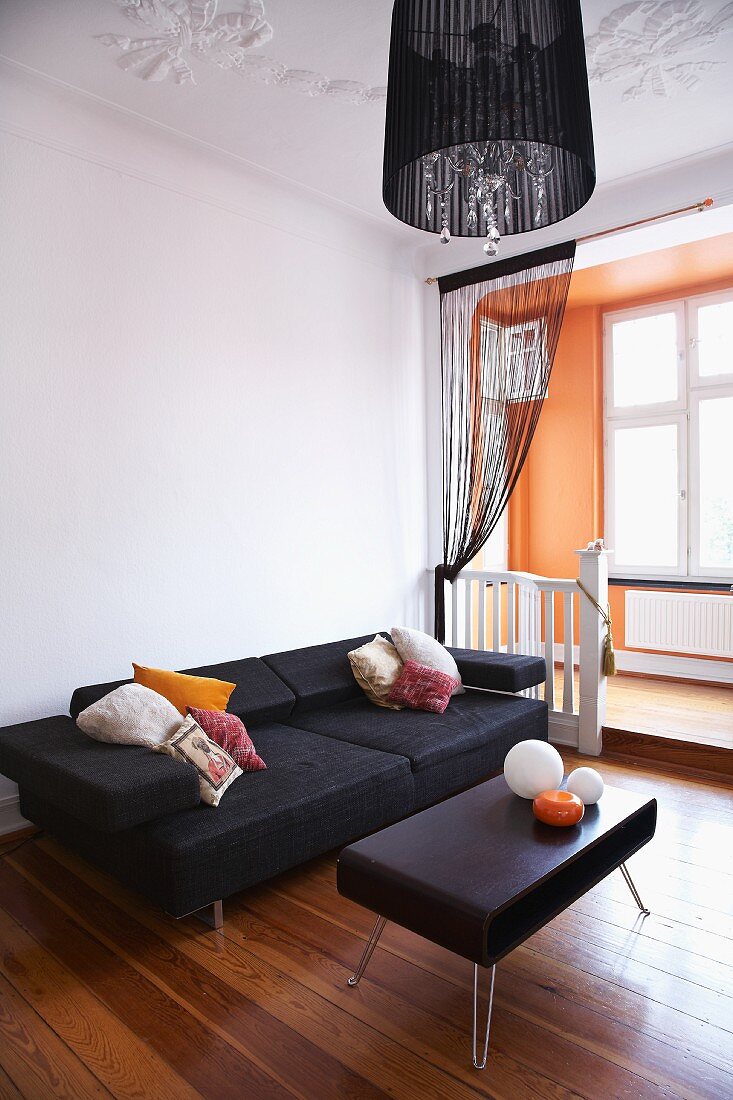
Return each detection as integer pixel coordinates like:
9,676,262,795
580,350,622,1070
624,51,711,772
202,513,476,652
447,648,546,693
0,716,200,832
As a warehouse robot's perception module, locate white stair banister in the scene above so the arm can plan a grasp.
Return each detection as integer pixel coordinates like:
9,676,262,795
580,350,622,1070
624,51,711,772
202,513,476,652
432,550,608,754
544,591,555,711
576,549,609,756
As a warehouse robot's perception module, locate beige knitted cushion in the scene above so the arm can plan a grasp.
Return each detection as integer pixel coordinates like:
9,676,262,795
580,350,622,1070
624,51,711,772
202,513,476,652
76,683,183,748
390,626,464,695
348,635,404,710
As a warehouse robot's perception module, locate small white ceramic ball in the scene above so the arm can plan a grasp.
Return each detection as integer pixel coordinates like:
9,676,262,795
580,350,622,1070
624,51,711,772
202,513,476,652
504,740,564,799
566,766,604,805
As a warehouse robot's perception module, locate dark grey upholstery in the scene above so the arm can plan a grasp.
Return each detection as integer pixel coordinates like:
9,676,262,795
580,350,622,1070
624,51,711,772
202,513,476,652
262,635,377,714
286,689,546,771
20,724,414,916
447,648,546,692
0,716,200,831
411,699,548,807
2,630,550,918
70,657,295,726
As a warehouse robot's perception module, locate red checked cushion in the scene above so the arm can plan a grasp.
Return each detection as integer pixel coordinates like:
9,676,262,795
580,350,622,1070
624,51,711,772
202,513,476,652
186,707,266,772
387,660,460,714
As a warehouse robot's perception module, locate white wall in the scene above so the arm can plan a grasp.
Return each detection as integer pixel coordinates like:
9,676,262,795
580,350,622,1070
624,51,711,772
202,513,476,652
0,69,428,831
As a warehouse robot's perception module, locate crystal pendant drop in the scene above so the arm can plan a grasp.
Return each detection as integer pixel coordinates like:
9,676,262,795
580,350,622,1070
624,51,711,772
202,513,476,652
483,227,500,256
440,225,451,244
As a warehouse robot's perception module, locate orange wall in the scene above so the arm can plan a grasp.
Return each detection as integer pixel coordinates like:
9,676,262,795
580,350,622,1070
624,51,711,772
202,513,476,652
510,237,733,662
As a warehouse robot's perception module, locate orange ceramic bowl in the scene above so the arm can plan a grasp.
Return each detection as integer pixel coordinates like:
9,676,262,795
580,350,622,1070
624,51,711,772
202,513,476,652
533,789,584,827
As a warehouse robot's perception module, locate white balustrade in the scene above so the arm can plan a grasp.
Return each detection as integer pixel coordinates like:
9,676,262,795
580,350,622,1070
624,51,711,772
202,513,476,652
436,550,609,754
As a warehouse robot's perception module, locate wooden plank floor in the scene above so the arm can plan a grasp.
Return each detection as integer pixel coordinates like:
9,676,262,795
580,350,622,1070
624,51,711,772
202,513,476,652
554,669,733,749
1,751,732,1099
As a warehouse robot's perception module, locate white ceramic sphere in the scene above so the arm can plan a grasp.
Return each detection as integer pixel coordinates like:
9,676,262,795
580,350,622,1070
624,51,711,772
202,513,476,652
566,767,604,805
503,740,564,799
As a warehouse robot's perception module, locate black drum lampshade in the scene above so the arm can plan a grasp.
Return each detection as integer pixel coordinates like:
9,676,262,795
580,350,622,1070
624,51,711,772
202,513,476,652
383,0,596,254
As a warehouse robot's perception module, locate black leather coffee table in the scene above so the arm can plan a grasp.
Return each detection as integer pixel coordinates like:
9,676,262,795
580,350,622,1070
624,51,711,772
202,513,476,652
338,774,657,1070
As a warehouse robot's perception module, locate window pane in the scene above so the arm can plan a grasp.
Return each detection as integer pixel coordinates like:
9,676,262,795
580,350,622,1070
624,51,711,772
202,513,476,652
613,424,679,569
699,396,733,570
697,300,733,378
611,312,679,407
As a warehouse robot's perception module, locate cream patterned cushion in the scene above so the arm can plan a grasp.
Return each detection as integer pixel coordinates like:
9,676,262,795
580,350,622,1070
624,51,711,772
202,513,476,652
76,683,183,748
157,715,242,806
348,635,404,710
390,626,464,695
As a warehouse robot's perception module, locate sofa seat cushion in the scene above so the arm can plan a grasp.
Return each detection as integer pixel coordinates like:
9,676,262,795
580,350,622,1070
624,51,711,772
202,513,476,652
77,724,414,916
262,635,379,714
447,648,546,693
0,716,200,832
286,689,548,775
70,657,295,727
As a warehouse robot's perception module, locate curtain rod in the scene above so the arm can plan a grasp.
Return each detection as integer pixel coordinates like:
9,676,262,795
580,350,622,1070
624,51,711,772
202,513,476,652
424,197,715,285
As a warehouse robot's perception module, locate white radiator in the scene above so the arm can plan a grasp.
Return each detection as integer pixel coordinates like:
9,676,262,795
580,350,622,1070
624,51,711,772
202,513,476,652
625,590,733,658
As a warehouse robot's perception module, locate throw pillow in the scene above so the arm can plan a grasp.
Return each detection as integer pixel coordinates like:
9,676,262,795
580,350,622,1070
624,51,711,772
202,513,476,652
133,663,236,716
187,707,266,772
348,635,404,710
390,626,464,695
76,683,182,748
157,715,242,806
387,661,460,715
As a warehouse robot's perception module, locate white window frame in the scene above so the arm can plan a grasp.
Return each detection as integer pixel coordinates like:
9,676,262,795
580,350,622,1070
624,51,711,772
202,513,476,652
604,301,686,417
689,382,733,578
688,287,733,389
604,289,733,583
479,317,548,402
605,413,688,579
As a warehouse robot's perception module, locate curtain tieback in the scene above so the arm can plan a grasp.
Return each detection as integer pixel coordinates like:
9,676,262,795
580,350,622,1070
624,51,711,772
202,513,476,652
576,579,616,676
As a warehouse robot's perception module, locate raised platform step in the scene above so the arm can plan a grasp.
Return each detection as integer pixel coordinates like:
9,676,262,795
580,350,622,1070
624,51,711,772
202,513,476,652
602,726,733,786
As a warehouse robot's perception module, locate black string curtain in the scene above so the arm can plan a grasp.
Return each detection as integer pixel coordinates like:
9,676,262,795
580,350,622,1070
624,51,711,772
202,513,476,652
435,241,575,642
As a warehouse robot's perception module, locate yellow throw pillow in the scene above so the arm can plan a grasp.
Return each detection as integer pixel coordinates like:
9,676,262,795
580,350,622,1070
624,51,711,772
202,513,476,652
133,663,235,716
348,635,404,710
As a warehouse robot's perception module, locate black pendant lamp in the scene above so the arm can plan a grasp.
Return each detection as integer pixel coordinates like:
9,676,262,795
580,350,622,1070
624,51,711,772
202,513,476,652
383,0,595,255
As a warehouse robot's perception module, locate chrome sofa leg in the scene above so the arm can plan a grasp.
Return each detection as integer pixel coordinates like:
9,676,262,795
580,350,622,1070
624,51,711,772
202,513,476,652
196,899,224,930
169,899,224,930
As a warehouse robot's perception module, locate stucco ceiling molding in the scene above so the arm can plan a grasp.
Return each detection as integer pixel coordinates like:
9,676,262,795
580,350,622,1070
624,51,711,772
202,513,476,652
586,0,733,100
97,0,386,103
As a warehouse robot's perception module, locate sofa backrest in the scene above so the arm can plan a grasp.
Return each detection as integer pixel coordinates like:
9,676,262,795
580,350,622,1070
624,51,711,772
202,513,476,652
261,634,378,714
70,657,295,726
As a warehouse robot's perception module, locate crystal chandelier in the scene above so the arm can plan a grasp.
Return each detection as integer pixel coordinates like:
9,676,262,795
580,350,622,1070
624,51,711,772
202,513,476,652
383,0,596,258
423,141,555,255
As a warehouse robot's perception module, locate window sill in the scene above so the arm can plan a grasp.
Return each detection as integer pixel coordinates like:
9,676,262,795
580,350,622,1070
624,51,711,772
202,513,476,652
609,577,732,592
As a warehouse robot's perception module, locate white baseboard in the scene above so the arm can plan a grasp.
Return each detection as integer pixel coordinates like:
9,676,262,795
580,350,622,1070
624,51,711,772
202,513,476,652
0,792,28,837
552,642,732,684
613,649,733,684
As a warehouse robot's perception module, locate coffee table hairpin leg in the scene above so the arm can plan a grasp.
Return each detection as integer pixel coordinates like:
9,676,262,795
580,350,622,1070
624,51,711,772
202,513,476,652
347,871,645,1072
619,861,650,915
472,964,496,1070
347,916,387,986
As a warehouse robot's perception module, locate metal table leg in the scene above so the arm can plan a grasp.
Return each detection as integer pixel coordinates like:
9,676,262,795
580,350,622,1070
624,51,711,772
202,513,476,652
347,915,387,986
472,964,496,1070
619,862,650,915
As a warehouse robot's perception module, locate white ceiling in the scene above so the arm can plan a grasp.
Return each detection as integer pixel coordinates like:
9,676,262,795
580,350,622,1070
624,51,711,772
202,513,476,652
1,0,732,238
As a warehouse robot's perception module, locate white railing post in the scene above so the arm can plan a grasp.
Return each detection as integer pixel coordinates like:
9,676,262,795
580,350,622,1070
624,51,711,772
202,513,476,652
575,549,609,756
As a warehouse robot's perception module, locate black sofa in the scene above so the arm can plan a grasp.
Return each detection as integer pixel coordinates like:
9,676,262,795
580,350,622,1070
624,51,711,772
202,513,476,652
0,634,547,922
